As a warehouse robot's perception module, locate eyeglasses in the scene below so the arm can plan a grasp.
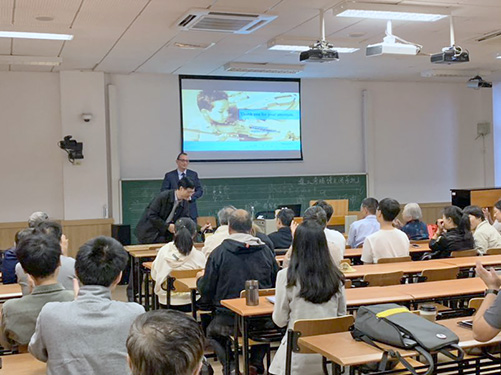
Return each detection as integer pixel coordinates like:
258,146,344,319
177,159,189,163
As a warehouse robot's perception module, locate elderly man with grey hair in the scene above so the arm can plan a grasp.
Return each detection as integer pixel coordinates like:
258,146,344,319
28,212,49,228
201,205,237,257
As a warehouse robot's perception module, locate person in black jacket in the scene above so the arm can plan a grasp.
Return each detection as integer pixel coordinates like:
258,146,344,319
268,208,295,250
197,209,279,375
426,206,474,259
134,177,195,244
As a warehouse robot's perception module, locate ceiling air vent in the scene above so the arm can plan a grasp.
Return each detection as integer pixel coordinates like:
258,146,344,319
176,9,277,34
476,30,501,43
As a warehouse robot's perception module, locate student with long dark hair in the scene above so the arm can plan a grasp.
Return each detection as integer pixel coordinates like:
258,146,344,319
426,206,474,259
151,218,206,310
269,221,347,375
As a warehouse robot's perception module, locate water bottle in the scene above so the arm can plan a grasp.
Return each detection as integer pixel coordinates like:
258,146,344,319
245,280,259,306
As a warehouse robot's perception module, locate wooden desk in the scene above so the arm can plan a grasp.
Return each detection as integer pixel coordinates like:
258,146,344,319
345,287,413,307
1,353,45,374
442,254,501,268
343,259,452,280
344,243,430,260
0,283,22,301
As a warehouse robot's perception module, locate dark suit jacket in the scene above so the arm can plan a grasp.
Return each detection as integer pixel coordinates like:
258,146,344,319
268,227,293,250
161,169,203,220
134,190,190,244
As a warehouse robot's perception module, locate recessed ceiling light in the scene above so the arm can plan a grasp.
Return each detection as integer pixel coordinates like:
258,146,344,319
172,42,215,50
332,2,449,22
35,16,54,22
0,31,73,40
348,32,366,38
496,54,501,60
0,55,62,66
224,62,304,74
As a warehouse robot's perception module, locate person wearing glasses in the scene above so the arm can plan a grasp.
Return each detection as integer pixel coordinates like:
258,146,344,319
161,152,203,222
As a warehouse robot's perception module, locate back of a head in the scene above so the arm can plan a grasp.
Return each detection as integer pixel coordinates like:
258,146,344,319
277,208,295,227
303,206,327,229
313,200,334,221
28,211,49,228
362,197,378,215
127,310,204,375
402,203,422,222
174,218,197,256
217,205,236,226
76,236,127,287
229,209,252,234
17,233,61,279
443,205,471,234
178,177,195,190
378,198,401,222
15,228,34,245
34,221,63,241
463,205,484,221
288,221,342,304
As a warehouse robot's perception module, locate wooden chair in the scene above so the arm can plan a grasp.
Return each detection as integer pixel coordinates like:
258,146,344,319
340,258,352,266
344,279,352,289
377,256,412,264
285,315,354,375
310,199,349,226
197,216,217,228
468,298,484,312
419,266,460,282
363,271,404,287
451,249,478,258
486,248,501,255
162,268,203,308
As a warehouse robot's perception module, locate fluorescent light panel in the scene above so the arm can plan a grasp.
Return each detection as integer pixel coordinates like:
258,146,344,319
0,31,73,40
333,2,448,22
268,39,359,53
0,55,62,66
224,62,304,74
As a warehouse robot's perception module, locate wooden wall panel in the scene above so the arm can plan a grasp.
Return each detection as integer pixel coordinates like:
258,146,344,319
0,222,28,249
61,219,114,258
471,189,501,208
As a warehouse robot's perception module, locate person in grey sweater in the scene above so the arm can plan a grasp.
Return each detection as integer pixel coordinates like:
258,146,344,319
29,236,145,375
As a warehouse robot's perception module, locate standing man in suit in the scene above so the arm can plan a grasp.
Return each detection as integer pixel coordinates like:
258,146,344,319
161,152,203,222
135,177,195,244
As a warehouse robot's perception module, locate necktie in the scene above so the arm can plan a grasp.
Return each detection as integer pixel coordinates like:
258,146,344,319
181,172,186,179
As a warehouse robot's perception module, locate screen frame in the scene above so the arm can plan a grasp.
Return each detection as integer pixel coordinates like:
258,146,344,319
179,74,303,163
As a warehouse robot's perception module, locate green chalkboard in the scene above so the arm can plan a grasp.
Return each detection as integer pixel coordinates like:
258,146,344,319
122,174,366,244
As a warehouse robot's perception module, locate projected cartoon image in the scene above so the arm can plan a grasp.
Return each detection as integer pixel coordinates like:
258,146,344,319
182,89,300,142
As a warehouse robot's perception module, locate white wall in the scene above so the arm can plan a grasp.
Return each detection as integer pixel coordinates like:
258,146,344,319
111,73,493,204
493,82,501,186
0,72,64,222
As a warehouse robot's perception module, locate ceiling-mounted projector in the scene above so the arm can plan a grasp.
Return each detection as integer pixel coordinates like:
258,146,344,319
366,20,421,57
431,16,469,64
467,75,492,89
300,41,339,62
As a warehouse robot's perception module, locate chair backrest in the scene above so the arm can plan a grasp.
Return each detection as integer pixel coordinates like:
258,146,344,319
340,258,352,266
486,248,501,255
148,243,165,250
377,256,412,264
468,297,484,312
363,271,404,287
344,279,352,289
292,315,355,354
197,216,217,228
240,288,276,298
451,249,478,258
420,266,459,282
165,268,203,293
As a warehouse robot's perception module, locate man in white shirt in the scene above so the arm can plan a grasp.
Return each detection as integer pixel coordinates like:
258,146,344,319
347,197,380,248
361,198,410,264
464,205,501,255
202,206,236,257
313,200,346,256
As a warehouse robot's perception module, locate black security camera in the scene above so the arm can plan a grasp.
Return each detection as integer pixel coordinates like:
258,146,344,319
59,135,84,163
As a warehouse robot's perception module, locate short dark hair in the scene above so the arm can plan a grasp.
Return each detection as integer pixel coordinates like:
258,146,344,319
34,221,63,241
178,177,195,190
16,233,61,279
127,310,204,375
197,90,228,111
75,236,127,287
176,152,188,160
229,209,252,234
443,205,472,235
303,206,327,228
463,205,485,221
313,200,334,221
362,197,378,215
277,208,295,227
15,228,34,244
378,198,401,222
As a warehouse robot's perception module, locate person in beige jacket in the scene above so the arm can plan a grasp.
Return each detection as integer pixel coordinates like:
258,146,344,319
202,205,236,257
464,205,501,255
151,218,206,309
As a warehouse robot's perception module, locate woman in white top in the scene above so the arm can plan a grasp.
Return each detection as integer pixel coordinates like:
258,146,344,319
151,218,206,310
269,221,347,375
464,205,501,255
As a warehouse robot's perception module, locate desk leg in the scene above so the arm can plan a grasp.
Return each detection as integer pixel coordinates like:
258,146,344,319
242,316,250,375
138,258,144,306
132,256,138,303
144,269,150,311
191,289,197,319
233,314,240,374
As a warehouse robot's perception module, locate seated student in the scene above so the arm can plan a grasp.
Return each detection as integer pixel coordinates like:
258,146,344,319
16,221,76,295
399,203,429,241
268,208,295,249
313,200,346,255
269,221,346,375
426,206,475,259
361,198,410,264
28,211,49,228
473,261,501,341
151,218,206,309
347,197,379,248
492,200,501,234
2,228,33,284
127,310,205,375
464,205,501,255
197,209,279,375
202,205,236,257
251,223,275,252
0,233,74,350
29,236,145,375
